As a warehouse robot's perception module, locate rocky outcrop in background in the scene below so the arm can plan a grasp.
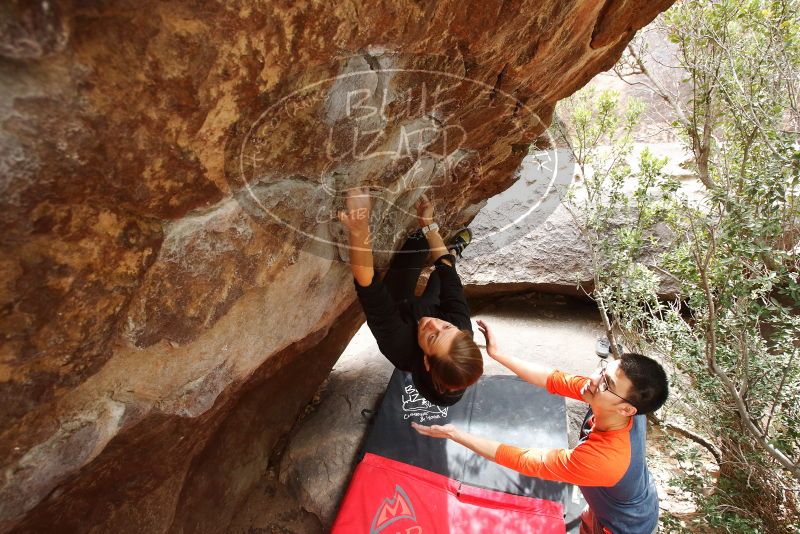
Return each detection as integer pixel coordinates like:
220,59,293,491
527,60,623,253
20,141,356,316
1,1,673,531
458,146,685,299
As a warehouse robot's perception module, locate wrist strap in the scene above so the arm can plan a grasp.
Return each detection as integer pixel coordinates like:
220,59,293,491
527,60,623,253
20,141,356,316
421,222,439,235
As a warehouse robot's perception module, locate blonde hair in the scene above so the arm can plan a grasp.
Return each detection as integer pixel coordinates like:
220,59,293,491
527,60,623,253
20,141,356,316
428,330,483,392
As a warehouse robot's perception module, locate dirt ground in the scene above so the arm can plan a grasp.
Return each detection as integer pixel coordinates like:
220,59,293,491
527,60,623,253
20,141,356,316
227,466,323,534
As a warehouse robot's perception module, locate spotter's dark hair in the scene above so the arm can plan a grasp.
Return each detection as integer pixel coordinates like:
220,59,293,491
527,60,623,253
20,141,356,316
619,353,669,414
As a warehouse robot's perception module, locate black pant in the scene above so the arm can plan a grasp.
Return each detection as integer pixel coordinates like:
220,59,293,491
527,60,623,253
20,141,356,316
383,232,440,304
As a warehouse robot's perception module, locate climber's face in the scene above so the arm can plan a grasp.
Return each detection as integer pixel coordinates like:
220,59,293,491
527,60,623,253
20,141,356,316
417,316,459,357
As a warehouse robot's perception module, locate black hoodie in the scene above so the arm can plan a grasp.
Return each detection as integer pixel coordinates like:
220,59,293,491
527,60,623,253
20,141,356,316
353,254,473,406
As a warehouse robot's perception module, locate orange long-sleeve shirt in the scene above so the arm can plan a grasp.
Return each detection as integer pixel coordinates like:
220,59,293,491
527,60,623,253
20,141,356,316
494,370,632,487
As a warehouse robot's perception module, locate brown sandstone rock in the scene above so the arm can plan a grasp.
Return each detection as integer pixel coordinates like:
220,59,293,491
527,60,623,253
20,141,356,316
0,1,674,531
0,0,70,60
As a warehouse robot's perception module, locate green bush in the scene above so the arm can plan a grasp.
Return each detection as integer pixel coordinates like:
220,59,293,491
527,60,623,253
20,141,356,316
557,0,800,530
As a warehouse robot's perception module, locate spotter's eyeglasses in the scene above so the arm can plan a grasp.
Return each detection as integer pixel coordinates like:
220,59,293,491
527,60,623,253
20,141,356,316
598,359,637,408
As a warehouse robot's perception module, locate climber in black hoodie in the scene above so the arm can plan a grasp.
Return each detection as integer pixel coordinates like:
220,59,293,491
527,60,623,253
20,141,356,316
338,187,482,406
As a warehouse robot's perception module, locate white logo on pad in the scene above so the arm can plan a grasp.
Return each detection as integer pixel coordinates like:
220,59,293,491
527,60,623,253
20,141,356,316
401,384,448,422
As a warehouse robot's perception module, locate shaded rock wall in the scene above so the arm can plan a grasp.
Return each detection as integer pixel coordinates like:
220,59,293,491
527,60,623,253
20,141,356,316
1,1,674,531
279,326,395,530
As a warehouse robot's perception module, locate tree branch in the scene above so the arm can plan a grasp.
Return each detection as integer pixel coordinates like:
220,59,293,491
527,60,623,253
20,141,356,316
696,227,800,479
648,413,722,465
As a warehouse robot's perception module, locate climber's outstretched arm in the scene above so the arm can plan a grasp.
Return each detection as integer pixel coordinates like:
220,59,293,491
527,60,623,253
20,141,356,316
477,319,553,389
339,187,374,287
415,195,450,266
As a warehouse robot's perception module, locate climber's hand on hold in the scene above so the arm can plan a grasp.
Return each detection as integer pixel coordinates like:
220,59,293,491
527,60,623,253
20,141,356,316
338,187,372,236
415,194,434,227
338,187,374,286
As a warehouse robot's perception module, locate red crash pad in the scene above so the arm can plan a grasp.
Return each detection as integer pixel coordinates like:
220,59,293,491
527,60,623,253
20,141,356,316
332,453,566,534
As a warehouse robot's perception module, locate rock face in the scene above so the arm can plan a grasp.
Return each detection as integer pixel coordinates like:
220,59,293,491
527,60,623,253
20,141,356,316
0,1,674,532
461,204,597,297
456,148,593,297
